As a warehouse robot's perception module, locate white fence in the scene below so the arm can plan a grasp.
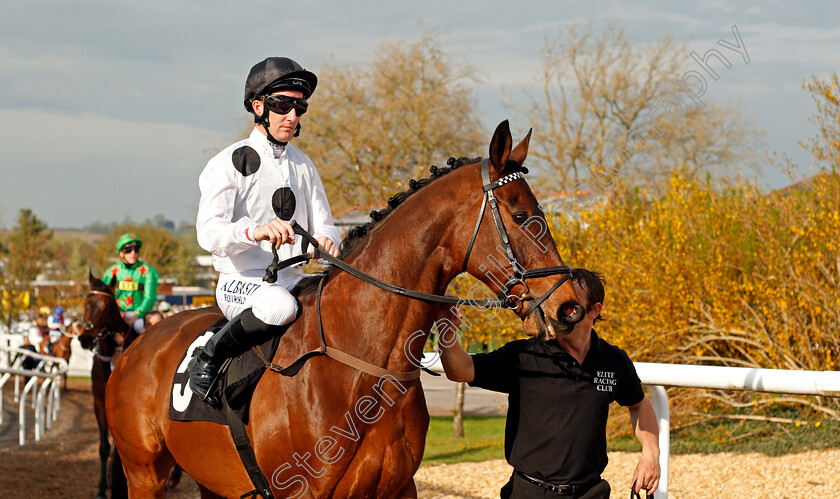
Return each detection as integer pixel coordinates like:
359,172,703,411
634,363,840,499
0,342,69,445
1,332,94,378
421,354,840,499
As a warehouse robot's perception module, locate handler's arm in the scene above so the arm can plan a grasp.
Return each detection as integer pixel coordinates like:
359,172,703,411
628,397,660,494
438,331,474,383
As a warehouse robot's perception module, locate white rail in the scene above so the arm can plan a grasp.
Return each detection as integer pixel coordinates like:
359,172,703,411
634,363,840,499
0,344,68,445
420,354,840,499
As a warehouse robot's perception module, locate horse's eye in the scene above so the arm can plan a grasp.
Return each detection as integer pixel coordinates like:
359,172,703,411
512,212,529,225
83,322,94,330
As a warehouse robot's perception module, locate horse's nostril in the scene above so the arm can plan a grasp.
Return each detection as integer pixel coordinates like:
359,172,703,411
557,301,585,325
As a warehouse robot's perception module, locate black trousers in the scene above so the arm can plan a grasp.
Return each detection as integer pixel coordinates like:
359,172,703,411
500,471,611,499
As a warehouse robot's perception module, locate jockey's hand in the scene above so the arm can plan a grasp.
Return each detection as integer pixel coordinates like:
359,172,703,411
114,332,125,346
316,236,340,258
254,220,296,249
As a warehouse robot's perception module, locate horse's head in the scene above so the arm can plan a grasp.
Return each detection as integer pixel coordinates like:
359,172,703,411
80,272,127,351
453,120,585,339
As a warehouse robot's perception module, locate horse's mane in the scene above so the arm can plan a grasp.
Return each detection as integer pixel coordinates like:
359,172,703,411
295,155,528,297
339,156,480,258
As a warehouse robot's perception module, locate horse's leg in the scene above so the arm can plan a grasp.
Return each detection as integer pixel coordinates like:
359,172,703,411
165,465,183,490
109,446,128,499
395,478,419,499
197,484,226,499
120,458,170,499
92,361,111,499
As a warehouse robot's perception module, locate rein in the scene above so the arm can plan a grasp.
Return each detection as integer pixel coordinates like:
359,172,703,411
260,158,573,380
264,160,570,311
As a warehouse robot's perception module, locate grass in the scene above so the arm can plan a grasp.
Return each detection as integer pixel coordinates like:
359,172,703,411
421,416,506,466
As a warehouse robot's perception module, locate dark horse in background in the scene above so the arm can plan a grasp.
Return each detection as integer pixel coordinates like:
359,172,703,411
105,121,585,497
78,273,131,499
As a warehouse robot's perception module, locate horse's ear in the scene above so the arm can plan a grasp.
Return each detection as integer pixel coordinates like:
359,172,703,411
488,120,513,177
508,128,532,166
89,271,96,287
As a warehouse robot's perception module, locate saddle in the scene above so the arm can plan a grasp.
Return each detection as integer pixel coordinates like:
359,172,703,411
168,317,287,424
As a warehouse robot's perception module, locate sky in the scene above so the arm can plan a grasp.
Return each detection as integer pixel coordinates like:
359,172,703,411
1,0,838,229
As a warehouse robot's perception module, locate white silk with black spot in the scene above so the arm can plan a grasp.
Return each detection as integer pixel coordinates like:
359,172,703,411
196,127,341,276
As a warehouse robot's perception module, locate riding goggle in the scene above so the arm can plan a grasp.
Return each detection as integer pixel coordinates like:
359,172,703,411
263,95,308,116
122,245,141,254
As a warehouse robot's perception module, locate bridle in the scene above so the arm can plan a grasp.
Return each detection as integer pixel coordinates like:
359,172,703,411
461,158,574,321
82,290,127,340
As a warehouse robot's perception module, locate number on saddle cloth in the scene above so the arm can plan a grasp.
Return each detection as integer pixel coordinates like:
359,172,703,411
168,317,291,424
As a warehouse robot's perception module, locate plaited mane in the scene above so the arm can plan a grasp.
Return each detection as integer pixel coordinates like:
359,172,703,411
296,156,528,295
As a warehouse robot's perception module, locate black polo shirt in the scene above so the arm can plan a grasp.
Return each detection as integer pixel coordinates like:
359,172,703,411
470,330,643,485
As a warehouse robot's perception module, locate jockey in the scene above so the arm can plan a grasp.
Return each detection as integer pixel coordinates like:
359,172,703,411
189,57,341,405
46,306,66,353
102,233,160,335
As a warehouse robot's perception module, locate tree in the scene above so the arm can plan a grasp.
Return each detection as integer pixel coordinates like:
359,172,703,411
513,22,761,193
803,72,840,168
296,31,486,212
0,209,52,332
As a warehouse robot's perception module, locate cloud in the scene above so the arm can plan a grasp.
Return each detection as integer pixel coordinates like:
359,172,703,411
0,109,230,228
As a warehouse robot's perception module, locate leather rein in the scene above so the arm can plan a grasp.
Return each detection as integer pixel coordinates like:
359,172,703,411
260,159,571,380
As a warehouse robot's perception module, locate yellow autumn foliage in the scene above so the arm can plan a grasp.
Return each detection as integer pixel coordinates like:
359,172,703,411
448,168,840,418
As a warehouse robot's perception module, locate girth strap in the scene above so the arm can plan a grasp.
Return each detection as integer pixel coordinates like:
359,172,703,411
225,357,274,499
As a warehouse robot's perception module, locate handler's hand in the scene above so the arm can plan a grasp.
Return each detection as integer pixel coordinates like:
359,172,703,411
316,236,340,258
632,451,660,495
254,220,296,249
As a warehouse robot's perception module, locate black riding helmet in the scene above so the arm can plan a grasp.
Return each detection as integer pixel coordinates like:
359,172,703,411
243,57,318,111
244,57,317,145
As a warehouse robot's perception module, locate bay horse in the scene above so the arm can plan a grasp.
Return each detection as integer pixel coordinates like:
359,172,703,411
105,121,584,498
79,272,131,499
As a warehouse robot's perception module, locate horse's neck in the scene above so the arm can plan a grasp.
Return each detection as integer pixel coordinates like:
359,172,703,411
322,173,467,372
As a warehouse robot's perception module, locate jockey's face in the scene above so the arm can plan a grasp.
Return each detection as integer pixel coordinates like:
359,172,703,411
120,244,140,265
252,89,304,143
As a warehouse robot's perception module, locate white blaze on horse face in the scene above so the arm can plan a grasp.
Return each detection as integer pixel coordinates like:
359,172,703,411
172,331,214,412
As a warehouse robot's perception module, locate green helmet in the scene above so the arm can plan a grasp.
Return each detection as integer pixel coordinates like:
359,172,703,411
116,233,143,252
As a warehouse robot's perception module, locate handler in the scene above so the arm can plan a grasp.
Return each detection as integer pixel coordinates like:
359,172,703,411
190,57,341,405
439,268,660,498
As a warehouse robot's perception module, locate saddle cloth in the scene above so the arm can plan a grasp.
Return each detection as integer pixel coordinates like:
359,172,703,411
168,318,283,425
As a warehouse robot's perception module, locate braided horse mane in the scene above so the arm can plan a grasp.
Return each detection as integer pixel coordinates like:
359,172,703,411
338,156,529,257
295,155,529,294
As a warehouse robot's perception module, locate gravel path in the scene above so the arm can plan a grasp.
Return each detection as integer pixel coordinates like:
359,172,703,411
415,450,840,498
4,380,840,498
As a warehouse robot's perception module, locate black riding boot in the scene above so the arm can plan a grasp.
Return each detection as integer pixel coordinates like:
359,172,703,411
188,309,269,406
